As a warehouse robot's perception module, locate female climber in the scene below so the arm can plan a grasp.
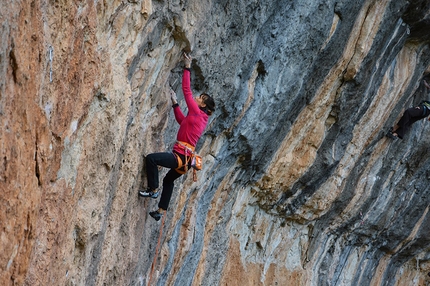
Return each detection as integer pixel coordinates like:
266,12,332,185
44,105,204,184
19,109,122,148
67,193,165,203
139,52,215,221
387,76,430,140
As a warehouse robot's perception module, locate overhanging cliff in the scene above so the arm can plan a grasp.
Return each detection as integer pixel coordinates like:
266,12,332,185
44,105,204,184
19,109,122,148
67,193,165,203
1,0,430,285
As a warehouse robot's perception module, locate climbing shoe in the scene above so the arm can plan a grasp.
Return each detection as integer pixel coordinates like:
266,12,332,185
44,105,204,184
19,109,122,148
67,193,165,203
386,131,398,140
138,188,159,198
149,210,163,221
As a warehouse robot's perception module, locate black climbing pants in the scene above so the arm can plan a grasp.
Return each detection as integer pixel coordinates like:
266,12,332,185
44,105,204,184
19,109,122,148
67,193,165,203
395,106,428,139
145,152,190,210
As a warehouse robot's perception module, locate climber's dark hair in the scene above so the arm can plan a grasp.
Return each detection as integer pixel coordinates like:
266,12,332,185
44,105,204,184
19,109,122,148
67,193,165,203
200,93,215,116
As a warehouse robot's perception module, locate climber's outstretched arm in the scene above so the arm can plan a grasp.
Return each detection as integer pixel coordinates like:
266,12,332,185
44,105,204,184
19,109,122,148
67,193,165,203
182,53,201,115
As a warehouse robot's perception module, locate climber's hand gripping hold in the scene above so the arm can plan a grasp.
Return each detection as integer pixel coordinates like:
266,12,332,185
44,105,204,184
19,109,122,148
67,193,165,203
170,89,177,105
183,52,191,69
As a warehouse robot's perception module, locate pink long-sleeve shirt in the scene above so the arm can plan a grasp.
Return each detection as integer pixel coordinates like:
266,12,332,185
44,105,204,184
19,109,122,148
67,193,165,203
172,68,208,156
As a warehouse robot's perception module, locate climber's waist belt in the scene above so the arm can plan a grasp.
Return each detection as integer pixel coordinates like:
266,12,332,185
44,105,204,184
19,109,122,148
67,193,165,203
175,141,195,154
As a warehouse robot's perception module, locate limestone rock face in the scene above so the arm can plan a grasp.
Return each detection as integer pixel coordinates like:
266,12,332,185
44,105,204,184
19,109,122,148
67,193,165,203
1,0,430,285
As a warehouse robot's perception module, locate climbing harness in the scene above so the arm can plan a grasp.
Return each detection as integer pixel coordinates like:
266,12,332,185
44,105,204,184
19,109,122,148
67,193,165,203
174,141,202,182
148,212,166,286
173,141,194,174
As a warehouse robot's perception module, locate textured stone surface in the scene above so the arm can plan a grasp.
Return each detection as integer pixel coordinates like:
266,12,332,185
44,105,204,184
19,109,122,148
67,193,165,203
1,0,430,285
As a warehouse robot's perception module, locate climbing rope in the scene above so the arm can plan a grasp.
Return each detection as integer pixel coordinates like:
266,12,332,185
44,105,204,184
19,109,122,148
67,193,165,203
148,213,166,286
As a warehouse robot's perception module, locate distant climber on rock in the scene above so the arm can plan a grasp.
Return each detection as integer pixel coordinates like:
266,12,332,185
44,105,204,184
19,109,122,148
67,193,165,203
387,75,430,140
139,52,215,221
